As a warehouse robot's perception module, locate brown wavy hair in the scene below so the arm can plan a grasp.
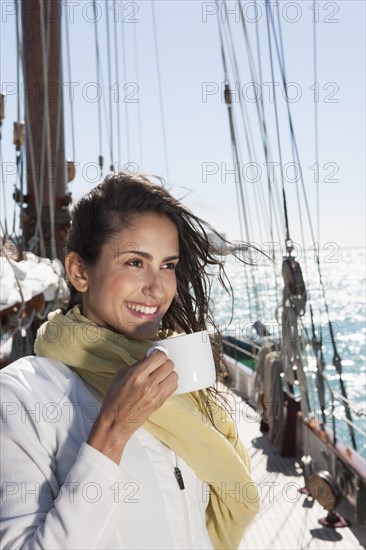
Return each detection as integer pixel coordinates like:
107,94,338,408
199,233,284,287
64,171,246,430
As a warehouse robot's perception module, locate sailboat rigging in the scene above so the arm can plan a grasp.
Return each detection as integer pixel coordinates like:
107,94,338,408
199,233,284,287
0,0,365,540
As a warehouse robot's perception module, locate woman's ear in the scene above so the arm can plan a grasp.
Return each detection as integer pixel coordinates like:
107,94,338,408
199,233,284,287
65,252,89,293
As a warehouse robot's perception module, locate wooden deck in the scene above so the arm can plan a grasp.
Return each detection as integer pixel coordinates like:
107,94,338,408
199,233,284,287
229,393,366,550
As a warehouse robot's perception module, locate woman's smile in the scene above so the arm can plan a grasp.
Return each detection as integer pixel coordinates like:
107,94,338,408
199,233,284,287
125,301,160,317
79,213,179,339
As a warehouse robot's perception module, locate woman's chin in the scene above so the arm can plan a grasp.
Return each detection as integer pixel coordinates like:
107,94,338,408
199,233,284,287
124,321,161,340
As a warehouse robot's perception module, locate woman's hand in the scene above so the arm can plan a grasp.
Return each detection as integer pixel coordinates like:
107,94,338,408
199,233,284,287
87,350,178,464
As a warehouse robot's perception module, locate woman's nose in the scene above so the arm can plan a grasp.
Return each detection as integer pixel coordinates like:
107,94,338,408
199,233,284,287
142,270,164,299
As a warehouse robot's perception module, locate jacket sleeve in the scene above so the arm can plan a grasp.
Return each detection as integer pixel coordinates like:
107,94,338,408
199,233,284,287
0,372,136,549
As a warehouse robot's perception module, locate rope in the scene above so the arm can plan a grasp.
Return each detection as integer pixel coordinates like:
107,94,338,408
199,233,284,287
252,2,285,300
310,304,327,424
113,2,122,165
151,1,170,181
120,8,130,161
271,4,323,405
264,0,290,246
270,5,357,450
39,0,57,259
221,6,256,244
252,1,285,256
222,0,281,320
313,2,320,250
105,0,114,170
14,0,23,243
64,5,76,163
215,10,254,322
16,0,45,256
53,34,63,200
255,345,284,451
311,1,323,349
219,17,261,320
133,22,143,169
0,133,8,236
93,0,104,175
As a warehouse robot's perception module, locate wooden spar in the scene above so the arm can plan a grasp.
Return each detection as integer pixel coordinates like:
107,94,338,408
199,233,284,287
20,0,70,259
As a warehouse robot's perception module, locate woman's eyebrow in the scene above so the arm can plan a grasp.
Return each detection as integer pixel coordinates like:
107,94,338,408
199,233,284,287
116,250,179,262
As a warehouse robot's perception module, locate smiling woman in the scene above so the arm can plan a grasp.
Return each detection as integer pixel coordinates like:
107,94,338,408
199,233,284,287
0,172,259,550
66,214,179,339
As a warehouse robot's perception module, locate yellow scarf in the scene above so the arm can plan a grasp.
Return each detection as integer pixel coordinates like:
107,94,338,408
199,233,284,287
34,307,259,549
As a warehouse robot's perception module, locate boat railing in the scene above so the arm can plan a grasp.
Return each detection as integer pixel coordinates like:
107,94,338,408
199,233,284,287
317,370,366,440
221,337,261,360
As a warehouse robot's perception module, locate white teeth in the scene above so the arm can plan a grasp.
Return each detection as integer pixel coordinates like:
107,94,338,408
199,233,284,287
127,303,158,314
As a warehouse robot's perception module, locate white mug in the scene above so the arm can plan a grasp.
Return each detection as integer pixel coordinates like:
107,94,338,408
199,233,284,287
147,330,216,394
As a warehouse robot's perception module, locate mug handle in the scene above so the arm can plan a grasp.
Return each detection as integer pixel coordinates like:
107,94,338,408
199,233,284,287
146,345,169,359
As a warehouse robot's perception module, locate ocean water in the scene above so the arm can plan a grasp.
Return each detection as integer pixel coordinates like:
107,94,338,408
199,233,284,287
209,246,366,458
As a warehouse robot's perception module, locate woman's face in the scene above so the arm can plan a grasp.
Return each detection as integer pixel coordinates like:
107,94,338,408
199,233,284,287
81,213,179,339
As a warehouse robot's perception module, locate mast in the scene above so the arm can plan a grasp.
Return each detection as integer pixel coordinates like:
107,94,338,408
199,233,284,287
20,0,70,259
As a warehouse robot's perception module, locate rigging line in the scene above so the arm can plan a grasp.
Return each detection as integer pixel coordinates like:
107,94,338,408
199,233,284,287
250,31,284,310
215,0,229,82
16,1,45,256
312,3,320,251
93,0,104,172
0,29,7,236
35,108,47,254
216,14,246,235
264,0,290,246
272,15,323,423
0,141,9,236
251,2,275,251
151,0,170,181
272,4,308,272
120,7,130,162
223,1,257,175
271,9,332,323
54,41,63,195
105,0,114,170
220,10,263,320
272,10,357,450
226,89,258,321
268,8,318,256
14,0,22,239
312,1,323,347
113,1,122,166
216,15,251,242
215,10,254,321
222,0,282,283
0,112,8,237
317,365,360,440
133,21,143,169
220,10,255,243
15,0,23,241
241,34,284,316
2,249,26,319
326,383,366,419
39,0,57,259
249,3,285,300
64,4,76,163
251,5,287,267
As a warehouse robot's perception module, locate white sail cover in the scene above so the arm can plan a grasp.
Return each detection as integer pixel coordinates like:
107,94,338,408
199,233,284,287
0,252,68,311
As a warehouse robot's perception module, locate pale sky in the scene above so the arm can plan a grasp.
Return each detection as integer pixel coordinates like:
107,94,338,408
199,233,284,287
1,0,365,250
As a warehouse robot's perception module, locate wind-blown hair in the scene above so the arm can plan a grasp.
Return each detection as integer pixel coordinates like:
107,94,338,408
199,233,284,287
65,171,232,335
64,171,246,420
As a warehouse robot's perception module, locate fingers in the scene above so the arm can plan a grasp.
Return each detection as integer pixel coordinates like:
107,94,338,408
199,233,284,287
136,349,171,375
133,351,178,395
114,351,177,389
149,359,177,386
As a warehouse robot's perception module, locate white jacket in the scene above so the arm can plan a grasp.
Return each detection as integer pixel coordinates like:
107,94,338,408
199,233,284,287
0,356,214,549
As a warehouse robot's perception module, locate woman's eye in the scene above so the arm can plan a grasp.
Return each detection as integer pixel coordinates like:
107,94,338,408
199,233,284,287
162,262,177,270
126,259,142,267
